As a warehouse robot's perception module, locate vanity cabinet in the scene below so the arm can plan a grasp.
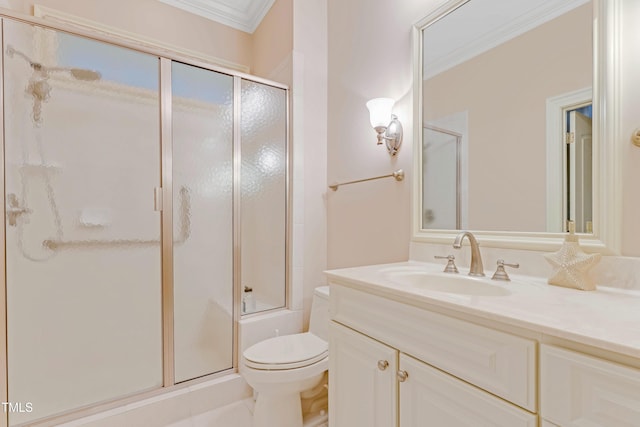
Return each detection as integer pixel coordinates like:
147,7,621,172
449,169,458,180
327,262,640,427
328,284,538,426
329,320,536,427
541,345,640,426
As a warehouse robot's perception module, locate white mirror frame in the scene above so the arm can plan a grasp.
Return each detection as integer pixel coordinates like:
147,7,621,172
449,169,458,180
412,0,622,254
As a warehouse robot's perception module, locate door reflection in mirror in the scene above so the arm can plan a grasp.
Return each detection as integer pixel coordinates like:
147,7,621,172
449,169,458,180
565,104,593,234
423,126,462,229
423,111,468,230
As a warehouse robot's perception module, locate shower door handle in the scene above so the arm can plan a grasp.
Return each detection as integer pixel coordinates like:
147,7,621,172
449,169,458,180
154,187,163,212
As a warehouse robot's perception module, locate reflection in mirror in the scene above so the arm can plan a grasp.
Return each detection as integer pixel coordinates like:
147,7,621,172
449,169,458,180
421,0,593,233
566,103,593,233
423,125,463,229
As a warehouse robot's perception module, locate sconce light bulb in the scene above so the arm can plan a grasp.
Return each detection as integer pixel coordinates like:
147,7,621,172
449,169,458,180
366,98,395,128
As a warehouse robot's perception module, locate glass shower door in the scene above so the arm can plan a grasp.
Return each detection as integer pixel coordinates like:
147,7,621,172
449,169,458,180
240,80,287,314
3,20,162,424
171,61,234,382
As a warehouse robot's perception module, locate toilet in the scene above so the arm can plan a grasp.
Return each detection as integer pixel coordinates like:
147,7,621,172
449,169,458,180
242,286,330,427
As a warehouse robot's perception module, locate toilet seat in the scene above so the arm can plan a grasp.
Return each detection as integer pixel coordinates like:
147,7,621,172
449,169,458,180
244,332,328,370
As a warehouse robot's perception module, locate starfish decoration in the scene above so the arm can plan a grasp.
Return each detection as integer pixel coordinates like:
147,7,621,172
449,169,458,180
544,242,601,291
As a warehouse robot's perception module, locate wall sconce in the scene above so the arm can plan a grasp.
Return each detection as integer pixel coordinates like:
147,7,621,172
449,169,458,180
366,97,403,156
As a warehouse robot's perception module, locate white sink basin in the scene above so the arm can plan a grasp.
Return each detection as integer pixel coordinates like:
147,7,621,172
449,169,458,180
385,271,511,297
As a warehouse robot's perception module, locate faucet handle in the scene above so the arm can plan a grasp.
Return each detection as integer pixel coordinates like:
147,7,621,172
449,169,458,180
434,255,459,273
491,259,519,281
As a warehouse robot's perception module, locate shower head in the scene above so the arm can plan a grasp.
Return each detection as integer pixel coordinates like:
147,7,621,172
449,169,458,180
6,44,101,125
5,45,101,81
69,68,101,81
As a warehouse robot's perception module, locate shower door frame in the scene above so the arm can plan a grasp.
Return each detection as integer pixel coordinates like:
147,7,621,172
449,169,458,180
0,18,7,427
0,9,291,427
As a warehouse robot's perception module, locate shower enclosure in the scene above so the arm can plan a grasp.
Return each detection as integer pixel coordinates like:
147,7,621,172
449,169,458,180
1,15,288,426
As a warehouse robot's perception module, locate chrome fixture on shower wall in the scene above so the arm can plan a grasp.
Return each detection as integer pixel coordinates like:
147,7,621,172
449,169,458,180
40,186,192,250
5,45,101,125
6,193,31,226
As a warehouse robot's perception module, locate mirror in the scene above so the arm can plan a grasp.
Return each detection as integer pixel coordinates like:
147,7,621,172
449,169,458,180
413,0,622,253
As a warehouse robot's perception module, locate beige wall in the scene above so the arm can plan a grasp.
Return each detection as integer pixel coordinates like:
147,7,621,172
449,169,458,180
252,0,293,81
423,4,592,232
1,0,253,70
327,0,441,268
292,0,327,327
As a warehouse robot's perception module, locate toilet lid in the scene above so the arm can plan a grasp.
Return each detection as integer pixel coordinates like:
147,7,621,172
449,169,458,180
243,332,328,370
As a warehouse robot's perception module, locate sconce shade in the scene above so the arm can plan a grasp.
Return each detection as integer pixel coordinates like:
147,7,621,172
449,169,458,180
366,98,395,128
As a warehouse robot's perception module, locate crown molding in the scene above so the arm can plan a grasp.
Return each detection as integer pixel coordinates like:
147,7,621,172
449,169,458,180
157,0,275,34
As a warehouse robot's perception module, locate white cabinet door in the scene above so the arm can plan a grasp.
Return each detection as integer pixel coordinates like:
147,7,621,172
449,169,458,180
541,345,640,426
399,354,537,427
329,321,398,427
541,420,561,427
331,284,537,411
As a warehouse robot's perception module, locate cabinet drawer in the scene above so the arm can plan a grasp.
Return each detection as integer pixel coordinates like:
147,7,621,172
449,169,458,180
331,284,536,411
400,353,537,427
541,345,640,426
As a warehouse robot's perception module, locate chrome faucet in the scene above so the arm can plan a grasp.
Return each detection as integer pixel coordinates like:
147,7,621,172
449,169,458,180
453,231,484,277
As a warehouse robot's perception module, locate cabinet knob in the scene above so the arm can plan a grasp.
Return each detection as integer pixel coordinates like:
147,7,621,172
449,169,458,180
397,370,409,382
377,360,389,371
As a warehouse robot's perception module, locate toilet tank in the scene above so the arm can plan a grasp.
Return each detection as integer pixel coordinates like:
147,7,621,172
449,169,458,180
308,286,330,341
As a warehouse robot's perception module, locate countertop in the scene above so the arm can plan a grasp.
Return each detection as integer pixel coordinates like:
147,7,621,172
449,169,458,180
325,261,640,359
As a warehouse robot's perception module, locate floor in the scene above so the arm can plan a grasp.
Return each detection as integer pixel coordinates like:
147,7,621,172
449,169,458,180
166,398,328,427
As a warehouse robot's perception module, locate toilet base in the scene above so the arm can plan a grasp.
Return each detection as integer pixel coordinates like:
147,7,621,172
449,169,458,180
253,391,303,427
242,354,328,427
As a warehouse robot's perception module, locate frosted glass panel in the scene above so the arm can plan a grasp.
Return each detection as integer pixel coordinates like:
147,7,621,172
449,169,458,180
3,20,162,424
172,62,234,382
240,80,287,314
